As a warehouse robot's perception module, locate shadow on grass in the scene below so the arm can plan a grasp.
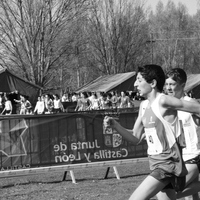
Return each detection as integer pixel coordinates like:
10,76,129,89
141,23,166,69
62,172,149,182
0,172,149,189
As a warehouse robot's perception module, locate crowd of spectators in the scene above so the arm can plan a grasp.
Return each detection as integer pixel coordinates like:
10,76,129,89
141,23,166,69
73,91,144,112
0,90,144,115
0,90,32,115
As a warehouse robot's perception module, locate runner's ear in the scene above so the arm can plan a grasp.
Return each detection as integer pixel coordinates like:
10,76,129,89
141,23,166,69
181,82,186,88
151,79,157,89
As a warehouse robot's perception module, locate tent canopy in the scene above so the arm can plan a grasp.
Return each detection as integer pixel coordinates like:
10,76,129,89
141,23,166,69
185,74,200,99
184,74,200,92
76,72,200,98
0,68,41,103
76,72,136,93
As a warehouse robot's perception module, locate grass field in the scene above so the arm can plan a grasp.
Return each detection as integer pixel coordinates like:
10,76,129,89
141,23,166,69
0,160,191,200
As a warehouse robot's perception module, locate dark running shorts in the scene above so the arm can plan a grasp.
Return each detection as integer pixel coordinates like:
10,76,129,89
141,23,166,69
150,168,186,192
5,110,11,114
185,155,200,173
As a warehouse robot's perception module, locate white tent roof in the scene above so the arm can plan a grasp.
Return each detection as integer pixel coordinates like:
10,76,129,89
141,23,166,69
185,74,200,92
76,72,200,97
76,72,136,93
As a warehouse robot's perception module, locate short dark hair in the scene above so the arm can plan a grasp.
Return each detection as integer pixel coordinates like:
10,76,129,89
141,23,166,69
82,92,88,98
166,68,187,84
137,64,165,92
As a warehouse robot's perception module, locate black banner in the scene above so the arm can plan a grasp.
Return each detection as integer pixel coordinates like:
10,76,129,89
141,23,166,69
0,109,147,175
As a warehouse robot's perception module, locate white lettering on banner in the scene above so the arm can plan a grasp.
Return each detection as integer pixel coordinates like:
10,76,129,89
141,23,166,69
54,142,67,151
94,148,128,159
54,148,128,163
1,164,31,171
55,152,81,163
53,139,128,163
71,140,100,150
84,152,90,162
54,140,101,152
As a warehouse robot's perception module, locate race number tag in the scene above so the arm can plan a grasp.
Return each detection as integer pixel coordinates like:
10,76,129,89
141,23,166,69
145,127,163,155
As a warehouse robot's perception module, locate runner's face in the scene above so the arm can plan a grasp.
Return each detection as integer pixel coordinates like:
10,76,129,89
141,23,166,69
134,73,152,97
165,77,184,98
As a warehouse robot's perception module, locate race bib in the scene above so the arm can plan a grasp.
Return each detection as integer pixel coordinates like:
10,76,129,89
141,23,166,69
145,127,163,155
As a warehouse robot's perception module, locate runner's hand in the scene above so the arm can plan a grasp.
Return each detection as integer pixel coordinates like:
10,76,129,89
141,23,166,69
104,116,115,128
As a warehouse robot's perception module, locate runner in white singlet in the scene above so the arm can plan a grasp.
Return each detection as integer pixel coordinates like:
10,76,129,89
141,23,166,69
164,68,200,200
104,65,200,200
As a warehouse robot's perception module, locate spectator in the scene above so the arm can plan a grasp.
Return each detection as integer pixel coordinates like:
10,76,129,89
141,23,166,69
9,90,20,114
71,92,78,102
34,96,45,114
99,93,112,110
0,93,5,113
128,91,136,108
24,96,32,114
15,95,32,115
98,92,104,107
1,94,12,115
44,94,54,114
134,92,144,101
13,94,23,113
111,91,118,109
88,92,100,110
87,92,93,102
119,91,130,108
61,93,69,102
75,92,90,111
53,94,63,113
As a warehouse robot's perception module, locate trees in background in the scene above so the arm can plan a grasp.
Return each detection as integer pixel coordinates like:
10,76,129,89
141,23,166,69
0,0,88,91
148,0,200,73
86,0,149,75
0,0,200,92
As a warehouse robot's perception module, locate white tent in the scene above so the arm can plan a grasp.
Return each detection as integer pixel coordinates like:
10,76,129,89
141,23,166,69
76,72,200,98
76,72,136,93
185,74,200,98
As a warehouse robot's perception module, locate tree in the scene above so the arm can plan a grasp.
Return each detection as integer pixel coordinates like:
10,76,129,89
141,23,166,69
85,0,150,75
148,0,200,73
0,0,89,89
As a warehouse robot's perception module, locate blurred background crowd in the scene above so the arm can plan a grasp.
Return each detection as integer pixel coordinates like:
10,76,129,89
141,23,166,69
0,90,144,115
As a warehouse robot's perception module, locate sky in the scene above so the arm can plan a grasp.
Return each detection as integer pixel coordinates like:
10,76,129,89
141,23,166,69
146,0,198,15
